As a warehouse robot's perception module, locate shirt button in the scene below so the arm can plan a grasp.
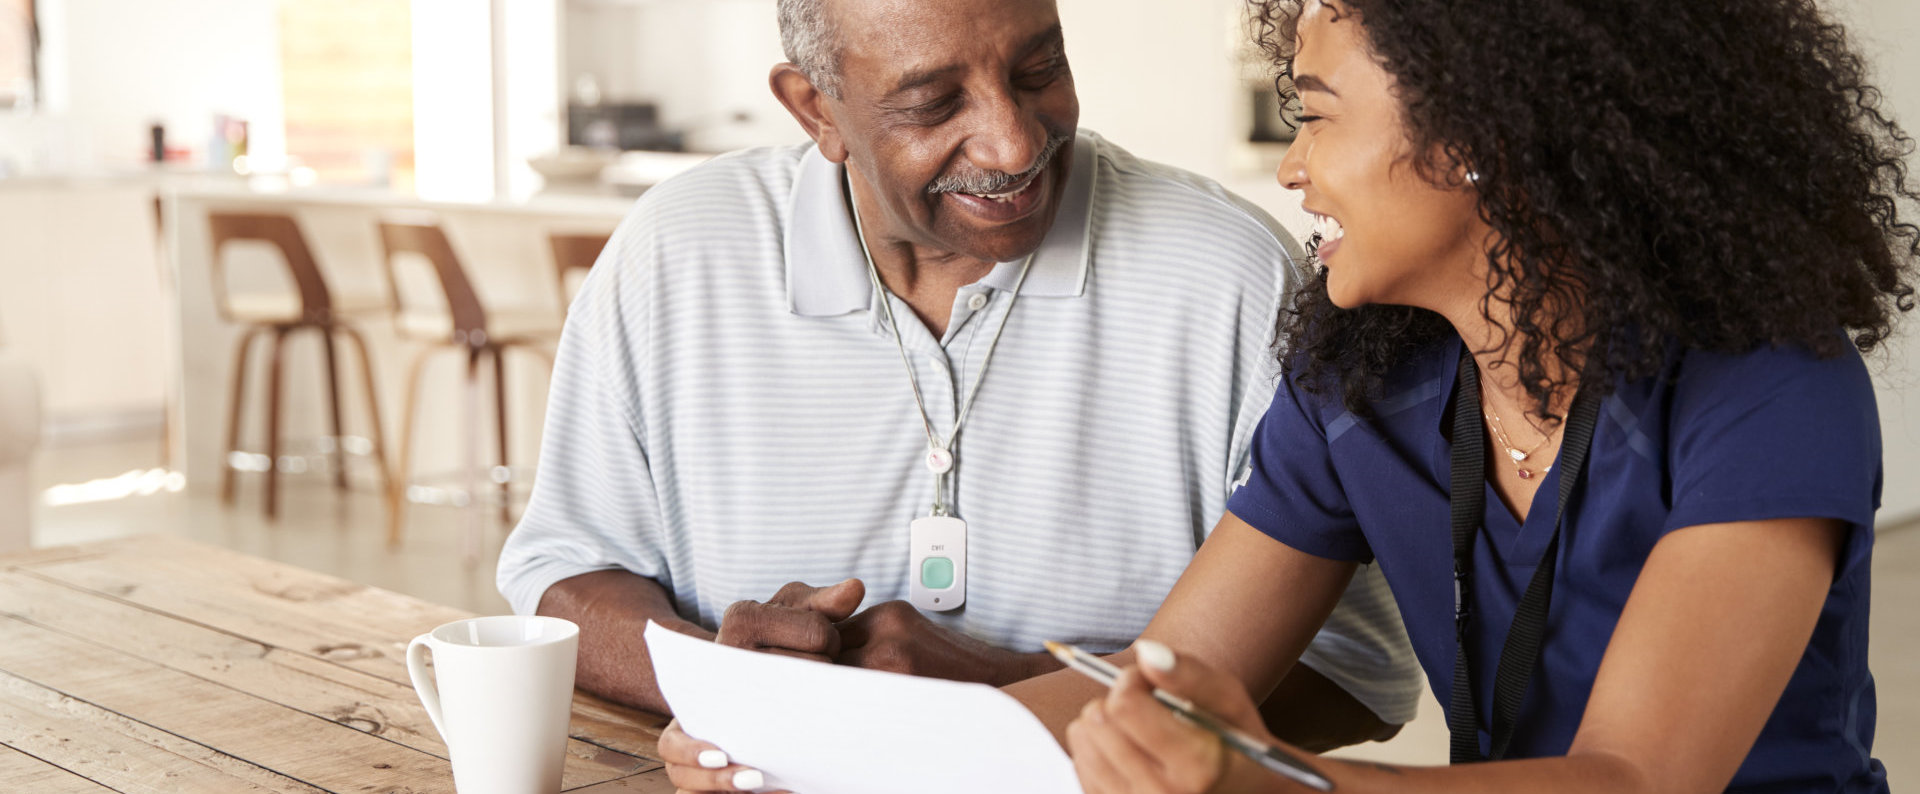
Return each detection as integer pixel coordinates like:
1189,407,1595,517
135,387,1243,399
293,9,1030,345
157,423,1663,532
927,355,946,371
966,292,989,311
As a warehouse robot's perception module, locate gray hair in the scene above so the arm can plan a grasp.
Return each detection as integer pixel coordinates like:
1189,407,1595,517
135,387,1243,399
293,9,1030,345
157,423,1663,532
778,0,844,98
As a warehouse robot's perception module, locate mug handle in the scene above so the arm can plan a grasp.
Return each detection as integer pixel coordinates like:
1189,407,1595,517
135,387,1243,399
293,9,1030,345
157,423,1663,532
406,634,451,742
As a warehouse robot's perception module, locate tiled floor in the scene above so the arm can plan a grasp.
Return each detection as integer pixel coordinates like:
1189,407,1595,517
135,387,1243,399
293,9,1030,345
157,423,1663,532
24,436,1916,777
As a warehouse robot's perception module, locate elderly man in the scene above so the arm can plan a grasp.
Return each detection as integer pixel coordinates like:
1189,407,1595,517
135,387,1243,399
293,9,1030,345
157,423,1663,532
497,0,1420,770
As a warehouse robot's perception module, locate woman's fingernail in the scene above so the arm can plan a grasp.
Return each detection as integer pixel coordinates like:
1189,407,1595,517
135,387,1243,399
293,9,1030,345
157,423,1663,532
697,749,728,769
732,768,765,790
1137,639,1176,672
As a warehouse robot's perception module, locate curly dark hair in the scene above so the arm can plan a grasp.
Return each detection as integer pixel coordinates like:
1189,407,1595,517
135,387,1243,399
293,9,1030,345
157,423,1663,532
1252,0,1919,419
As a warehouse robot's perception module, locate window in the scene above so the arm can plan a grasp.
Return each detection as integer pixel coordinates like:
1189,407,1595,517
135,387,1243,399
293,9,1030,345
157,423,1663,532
279,0,415,187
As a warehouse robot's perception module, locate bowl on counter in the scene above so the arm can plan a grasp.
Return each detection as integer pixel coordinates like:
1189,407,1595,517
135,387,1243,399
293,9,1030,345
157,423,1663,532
527,148,622,183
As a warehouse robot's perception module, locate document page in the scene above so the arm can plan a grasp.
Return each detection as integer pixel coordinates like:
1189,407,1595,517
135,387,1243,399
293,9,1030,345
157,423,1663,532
645,621,1084,794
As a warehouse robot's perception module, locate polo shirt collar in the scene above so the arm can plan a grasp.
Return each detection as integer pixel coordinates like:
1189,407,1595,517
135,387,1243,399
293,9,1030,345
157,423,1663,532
784,131,1098,316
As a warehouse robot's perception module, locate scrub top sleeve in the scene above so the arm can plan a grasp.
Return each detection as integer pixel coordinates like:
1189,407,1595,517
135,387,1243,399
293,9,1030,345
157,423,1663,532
1663,344,1882,559
1227,374,1374,562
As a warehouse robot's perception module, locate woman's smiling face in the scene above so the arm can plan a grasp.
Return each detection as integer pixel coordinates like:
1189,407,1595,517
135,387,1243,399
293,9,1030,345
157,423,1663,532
1276,0,1489,314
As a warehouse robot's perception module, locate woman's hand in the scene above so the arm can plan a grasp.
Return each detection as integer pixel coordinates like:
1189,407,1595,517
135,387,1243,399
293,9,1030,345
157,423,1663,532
656,719,789,794
1066,639,1300,794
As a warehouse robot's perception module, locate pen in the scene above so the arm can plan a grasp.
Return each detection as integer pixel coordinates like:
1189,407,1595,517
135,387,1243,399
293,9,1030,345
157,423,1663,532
1044,640,1336,792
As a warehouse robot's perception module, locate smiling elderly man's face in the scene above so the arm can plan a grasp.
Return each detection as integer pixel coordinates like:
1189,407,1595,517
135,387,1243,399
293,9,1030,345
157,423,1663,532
821,0,1080,264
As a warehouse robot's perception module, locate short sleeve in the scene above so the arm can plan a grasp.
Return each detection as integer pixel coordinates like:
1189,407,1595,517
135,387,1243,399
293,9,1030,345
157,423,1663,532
495,214,676,615
1227,373,1374,562
1664,344,1882,553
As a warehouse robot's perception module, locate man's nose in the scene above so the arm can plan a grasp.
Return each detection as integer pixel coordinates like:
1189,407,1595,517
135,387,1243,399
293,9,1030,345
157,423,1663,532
964,90,1046,176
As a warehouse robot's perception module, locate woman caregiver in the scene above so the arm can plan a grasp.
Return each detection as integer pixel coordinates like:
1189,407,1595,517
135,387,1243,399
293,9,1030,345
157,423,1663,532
1060,0,1910,791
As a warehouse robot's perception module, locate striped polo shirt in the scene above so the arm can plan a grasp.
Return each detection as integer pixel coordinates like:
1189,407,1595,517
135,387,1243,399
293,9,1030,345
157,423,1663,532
497,130,1422,722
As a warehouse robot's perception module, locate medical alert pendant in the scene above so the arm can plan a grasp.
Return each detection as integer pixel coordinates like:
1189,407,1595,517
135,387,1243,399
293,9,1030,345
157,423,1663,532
924,446,954,475
908,515,967,612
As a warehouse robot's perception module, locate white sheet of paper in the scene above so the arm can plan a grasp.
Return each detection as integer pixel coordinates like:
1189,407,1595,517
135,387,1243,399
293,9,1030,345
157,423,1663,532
645,621,1084,794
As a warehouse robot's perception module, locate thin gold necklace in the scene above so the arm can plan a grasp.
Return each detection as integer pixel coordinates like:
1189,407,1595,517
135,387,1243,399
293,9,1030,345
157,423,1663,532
1481,387,1561,480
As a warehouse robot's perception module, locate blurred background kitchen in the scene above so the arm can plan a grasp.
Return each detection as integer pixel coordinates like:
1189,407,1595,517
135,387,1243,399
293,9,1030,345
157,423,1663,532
0,0,1915,771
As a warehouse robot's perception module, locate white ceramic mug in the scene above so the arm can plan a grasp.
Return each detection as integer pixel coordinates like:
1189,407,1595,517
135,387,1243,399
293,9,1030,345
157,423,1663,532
407,615,580,794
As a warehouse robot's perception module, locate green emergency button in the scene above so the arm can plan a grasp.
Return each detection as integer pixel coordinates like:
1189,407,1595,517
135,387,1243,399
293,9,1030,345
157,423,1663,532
921,557,955,589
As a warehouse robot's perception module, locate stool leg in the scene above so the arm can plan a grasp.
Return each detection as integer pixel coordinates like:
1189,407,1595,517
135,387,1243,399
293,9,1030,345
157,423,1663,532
339,325,392,495
388,345,436,546
523,344,556,373
264,327,289,520
221,326,265,505
462,346,483,563
322,326,348,490
160,382,173,470
492,345,511,526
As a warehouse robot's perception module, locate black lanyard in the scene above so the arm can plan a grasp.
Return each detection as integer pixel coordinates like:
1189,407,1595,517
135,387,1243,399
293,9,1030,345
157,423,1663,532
1446,349,1602,763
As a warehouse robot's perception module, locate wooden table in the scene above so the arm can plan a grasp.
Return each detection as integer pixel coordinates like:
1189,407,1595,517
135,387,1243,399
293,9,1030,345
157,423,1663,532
0,535,675,792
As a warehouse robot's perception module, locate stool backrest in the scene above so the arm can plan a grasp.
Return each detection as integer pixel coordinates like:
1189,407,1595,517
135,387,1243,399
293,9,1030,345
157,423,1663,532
548,232,611,312
207,212,332,323
377,221,488,343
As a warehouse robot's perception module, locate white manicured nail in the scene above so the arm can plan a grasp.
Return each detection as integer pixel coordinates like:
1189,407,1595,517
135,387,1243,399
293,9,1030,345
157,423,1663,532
697,749,728,769
732,768,765,790
1137,639,1176,672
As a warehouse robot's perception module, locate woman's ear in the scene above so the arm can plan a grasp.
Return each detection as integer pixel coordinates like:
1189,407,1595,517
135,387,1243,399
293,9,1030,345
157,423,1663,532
1429,142,1481,191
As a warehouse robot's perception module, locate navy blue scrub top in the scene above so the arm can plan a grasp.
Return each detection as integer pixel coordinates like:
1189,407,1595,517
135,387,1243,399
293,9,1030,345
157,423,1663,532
1227,336,1887,793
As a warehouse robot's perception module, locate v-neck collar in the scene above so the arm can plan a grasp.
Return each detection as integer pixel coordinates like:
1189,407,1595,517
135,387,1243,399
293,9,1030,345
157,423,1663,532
1434,336,1571,569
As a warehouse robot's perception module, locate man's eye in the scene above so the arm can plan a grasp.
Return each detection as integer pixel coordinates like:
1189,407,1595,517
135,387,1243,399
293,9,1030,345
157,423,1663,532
1016,58,1067,90
910,96,961,123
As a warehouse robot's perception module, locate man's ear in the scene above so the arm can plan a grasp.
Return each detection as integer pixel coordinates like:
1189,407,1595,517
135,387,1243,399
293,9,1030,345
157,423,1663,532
770,63,849,163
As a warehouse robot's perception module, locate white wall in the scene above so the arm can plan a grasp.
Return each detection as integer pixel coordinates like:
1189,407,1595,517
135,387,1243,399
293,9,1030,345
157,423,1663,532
411,0,495,201
502,0,562,199
36,0,284,170
1841,0,1920,524
1058,0,1246,181
413,0,562,200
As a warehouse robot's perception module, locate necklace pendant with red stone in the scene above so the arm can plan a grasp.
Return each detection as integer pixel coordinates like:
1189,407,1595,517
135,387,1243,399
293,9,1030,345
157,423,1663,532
1517,468,1534,480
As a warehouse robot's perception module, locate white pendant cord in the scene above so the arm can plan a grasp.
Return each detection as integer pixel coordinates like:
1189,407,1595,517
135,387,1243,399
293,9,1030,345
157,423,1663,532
849,187,1035,517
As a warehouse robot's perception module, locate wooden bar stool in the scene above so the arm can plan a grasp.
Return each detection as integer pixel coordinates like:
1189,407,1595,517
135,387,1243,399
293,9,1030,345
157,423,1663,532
380,220,560,547
548,231,611,315
209,212,392,519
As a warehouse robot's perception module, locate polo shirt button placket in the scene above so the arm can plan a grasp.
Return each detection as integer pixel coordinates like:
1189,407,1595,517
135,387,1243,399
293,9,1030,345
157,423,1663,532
921,354,957,426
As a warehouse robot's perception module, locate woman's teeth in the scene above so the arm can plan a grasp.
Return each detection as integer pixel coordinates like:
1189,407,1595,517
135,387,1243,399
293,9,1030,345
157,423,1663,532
1312,213,1345,241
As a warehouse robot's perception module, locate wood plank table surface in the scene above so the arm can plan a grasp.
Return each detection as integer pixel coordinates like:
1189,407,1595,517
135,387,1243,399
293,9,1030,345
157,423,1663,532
0,535,676,793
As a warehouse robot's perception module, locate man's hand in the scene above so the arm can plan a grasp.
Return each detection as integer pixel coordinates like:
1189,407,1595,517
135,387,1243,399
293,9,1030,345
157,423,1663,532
835,600,1058,686
714,579,866,662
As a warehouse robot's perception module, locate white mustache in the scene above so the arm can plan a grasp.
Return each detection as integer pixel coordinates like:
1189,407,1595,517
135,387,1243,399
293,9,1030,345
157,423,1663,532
927,133,1069,195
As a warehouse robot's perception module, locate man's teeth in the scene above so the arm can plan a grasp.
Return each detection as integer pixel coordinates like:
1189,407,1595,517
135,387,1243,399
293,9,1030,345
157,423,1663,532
970,180,1033,202
1312,214,1346,241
